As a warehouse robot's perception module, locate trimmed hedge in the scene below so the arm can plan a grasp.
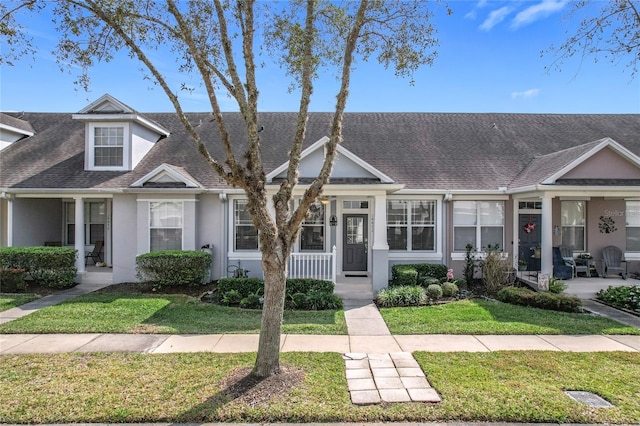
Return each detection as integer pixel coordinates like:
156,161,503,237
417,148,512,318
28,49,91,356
0,246,77,289
217,277,342,310
497,286,582,313
390,263,448,287
136,250,212,287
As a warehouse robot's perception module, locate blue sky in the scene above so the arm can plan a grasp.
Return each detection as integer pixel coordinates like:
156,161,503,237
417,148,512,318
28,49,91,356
1,0,638,113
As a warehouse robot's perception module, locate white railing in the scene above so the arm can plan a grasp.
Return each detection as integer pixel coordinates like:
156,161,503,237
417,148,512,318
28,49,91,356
288,245,337,283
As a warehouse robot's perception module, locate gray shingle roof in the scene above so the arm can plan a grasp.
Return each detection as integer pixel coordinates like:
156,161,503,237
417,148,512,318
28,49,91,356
0,112,35,134
1,111,639,192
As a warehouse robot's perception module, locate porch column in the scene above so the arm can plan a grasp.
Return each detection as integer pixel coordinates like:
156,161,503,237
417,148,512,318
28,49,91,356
371,193,389,293
75,196,86,274
540,195,553,278
6,195,14,246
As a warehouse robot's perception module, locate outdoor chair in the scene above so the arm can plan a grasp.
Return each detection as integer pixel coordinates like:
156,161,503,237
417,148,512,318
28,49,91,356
552,247,573,280
601,246,627,279
84,240,104,265
558,245,588,277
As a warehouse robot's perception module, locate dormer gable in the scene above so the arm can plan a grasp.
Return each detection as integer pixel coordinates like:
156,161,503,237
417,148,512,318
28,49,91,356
266,136,394,184
130,163,202,188
0,113,35,151
72,94,170,172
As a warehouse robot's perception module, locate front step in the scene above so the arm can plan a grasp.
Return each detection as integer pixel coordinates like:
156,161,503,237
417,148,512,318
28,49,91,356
335,282,374,301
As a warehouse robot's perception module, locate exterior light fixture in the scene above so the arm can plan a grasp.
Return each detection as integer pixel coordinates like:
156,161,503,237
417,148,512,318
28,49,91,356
330,215,338,227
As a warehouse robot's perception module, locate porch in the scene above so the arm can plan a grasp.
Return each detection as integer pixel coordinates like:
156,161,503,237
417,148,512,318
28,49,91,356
519,271,639,300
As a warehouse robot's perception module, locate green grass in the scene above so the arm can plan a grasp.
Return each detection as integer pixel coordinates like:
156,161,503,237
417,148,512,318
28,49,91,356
380,299,640,335
0,294,39,312
0,351,638,424
0,293,346,334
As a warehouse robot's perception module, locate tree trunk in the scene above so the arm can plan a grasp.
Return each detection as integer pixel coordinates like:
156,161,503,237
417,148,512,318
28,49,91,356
252,246,287,378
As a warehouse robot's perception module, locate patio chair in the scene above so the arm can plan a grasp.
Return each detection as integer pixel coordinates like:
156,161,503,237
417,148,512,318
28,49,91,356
558,245,588,277
601,246,627,279
552,247,573,280
84,240,104,265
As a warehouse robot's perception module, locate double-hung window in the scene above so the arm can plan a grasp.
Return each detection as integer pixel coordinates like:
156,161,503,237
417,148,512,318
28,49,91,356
149,201,183,251
234,199,259,251
561,201,585,251
94,125,124,167
300,202,325,251
453,201,504,251
626,201,640,252
387,200,435,251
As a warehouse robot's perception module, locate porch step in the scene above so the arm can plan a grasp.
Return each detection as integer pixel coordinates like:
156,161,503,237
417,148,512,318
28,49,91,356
79,272,113,285
334,282,374,301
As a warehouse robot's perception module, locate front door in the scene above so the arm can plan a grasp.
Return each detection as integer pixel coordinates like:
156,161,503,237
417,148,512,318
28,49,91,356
343,214,367,271
519,214,541,271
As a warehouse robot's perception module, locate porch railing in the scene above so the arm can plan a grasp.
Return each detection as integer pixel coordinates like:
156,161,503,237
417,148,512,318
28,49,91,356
288,245,337,283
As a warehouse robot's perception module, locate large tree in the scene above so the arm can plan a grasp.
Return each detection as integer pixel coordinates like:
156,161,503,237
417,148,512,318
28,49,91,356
1,0,441,378
547,0,640,77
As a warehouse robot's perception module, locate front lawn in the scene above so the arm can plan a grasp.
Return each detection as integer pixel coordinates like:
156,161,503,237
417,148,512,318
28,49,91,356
0,294,39,312
0,293,347,335
0,351,638,424
380,299,640,335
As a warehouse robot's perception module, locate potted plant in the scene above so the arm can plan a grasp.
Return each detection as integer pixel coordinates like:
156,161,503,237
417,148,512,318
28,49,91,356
518,259,527,271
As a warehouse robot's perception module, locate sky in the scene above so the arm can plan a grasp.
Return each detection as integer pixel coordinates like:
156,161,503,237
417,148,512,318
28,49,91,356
1,0,639,114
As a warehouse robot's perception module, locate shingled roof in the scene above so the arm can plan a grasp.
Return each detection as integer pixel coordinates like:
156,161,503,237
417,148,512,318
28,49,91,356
1,111,639,192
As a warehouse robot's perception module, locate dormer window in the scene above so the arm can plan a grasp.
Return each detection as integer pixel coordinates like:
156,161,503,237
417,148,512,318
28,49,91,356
91,123,128,168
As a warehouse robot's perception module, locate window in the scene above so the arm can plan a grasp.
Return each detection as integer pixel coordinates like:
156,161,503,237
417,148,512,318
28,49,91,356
453,201,504,251
561,201,585,251
234,199,258,251
94,126,124,167
300,202,325,251
64,201,106,245
626,201,640,251
387,200,435,251
149,201,182,251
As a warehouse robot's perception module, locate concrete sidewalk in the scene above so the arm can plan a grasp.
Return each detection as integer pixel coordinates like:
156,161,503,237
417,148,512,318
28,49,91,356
1,332,639,354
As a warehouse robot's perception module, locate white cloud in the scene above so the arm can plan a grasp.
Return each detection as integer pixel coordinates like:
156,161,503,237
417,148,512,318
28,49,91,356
511,88,541,99
511,0,568,29
479,6,513,31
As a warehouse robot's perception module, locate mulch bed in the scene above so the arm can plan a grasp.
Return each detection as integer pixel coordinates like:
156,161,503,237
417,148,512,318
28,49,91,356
220,366,305,407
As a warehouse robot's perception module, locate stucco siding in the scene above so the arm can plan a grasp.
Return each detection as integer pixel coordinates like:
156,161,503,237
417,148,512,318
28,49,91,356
197,194,225,280
562,148,640,179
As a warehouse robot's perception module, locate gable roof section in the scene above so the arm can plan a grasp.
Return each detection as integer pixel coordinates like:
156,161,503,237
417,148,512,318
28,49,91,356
72,94,170,137
0,113,35,137
266,136,394,184
130,163,203,188
509,138,640,190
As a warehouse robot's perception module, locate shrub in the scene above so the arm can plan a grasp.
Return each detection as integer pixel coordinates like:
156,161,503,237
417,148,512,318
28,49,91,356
548,277,568,294
0,246,77,289
479,245,514,295
217,277,338,310
419,277,441,287
390,265,418,287
497,286,582,313
455,278,468,291
136,250,212,287
376,286,425,307
442,281,459,297
0,268,26,292
414,264,448,280
240,293,263,309
426,284,443,300
463,244,477,283
222,289,242,306
597,285,640,312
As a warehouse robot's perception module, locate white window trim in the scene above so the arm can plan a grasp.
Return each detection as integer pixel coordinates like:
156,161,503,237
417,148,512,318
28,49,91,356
560,200,586,252
229,198,260,254
452,200,505,252
626,200,640,254
297,200,327,253
87,122,130,171
64,200,106,246
386,198,438,252
148,201,184,252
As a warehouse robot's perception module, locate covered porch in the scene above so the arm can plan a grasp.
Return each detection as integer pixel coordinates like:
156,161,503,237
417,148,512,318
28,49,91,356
519,271,639,299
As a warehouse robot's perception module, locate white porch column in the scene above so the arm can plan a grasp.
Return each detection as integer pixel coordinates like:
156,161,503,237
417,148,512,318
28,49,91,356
372,193,388,250
371,193,389,293
540,195,553,277
6,196,14,246
74,196,86,274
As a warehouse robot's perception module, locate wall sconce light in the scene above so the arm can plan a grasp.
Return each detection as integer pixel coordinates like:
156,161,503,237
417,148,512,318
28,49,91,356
330,215,338,227
553,225,560,235
320,196,330,205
